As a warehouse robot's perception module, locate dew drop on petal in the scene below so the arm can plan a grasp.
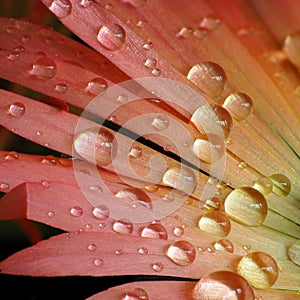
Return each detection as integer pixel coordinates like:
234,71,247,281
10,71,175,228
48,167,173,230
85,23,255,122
115,187,152,209
21,34,31,44
192,271,255,300
7,51,20,62
47,211,55,218
166,240,196,266
151,115,169,131
140,223,168,240
49,0,72,18
6,102,25,118
85,77,107,95
97,23,126,51
5,151,19,160
224,187,268,226
70,206,83,217
253,177,273,196
142,41,153,50
115,249,124,256
92,205,110,220
237,252,279,289
0,183,9,191
287,240,300,267
198,15,221,31
144,57,157,69
268,173,291,197
113,219,133,235
129,146,142,158
193,28,207,40
187,62,227,98
198,211,231,237
93,258,104,267
151,68,161,77
214,239,234,253
223,92,253,121
151,262,163,272
121,287,149,300
54,83,68,94
283,31,300,69
41,180,50,188
15,18,29,31
30,57,57,80
173,226,184,237
117,94,128,103
204,197,221,211
138,247,148,255
80,0,92,8
87,243,97,251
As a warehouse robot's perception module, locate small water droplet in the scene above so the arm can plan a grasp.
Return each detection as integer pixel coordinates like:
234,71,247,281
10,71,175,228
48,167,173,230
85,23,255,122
268,173,291,197
129,146,142,158
224,187,268,226
204,197,221,211
223,92,253,121
121,287,149,300
89,185,103,192
166,240,196,266
192,271,255,300
151,262,163,272
238,161,248,169
243,244,252,251
142,41,153,50
21,34,31,44
173,226,184,237
177,26,193,38
287,240,300,267
70,206,83,217
15,18,29,31
140,223,168,239
85,77,107,95
253,177,273,196
87,243,97,251
97,23,126,51
30,57,57,80
193,28,207,40
98,222,106,229
49,0,72,18
47,211,55,218
0,183,10,191
214,239,234,253
41,180,50,188
198,15,221,31
187,62,226,98
144,57,157,69
113,219,133,235
283,31,300,70
14,46,25,53
145,185,158,192
5,151,19,160
6,26,16,34
92,205,110,220
41,156,57,164
138,247,148,255
136,20,146,28
93,258,104,267
79,0,92,7
54,83,68,94
151,115,169,131
117,94,128,103
237,252,279,289
7,51,20,62
151,68,161,77
198,211,231,237
6,102,25,118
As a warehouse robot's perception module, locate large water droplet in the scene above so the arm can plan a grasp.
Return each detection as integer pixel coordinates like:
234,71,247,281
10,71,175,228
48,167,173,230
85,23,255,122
253,177,273,196
115,187,152,209
6,102,25,118
287,240,300,266
237,252,279,289
151,262,163,272
140,223,168,239
166,240,196,266
192,271,255,300
224,187,268,226
85,77,107,95
92,205,110,220
121,287,149,300
73,127,117,167
30,57,57,80
70,206,83,217
198,211,231,237
268,173,291,197
223,92,253,121
113,219,133,235
97,23,126,51
49,0,72,18
187,62,227,98
214,239,234,253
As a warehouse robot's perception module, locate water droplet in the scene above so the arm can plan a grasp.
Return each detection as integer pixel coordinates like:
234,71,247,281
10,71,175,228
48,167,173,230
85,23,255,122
85,77,107,95
198,211,231,237
192,271,255,300
287,240,300,267
151,262,163,272
214,239,234,253
138,247,148,255
204,197,221,211
0,183,9,191
70,206,83,217
117,94,128,103
238,161,248,169
237,252,279,289
121,287,149,300
21,34,31,44
198,15,221,31
47,211,55,218
54,83,68,94
49,0,72,18
6,26,15,34
41,156,57,164
223,92,253,121
98,222,106,229
151,68,161,77
253,177,273,196
6,102,25,118
73,127,117,167
30,57,57,80
113,219,133,235
145,185,158,193
151,115,169,131
93,258,104,267
140,223,168,239
115,249,124,255
15,18,29,31
4,151,19,160
191,104,232,140
173,226,184,237
89,185,103,193
283,31,300,69
87,243,97,251
92,205,110,220
193,28,207,40
177,26,193,38
187,62,227,98
162,166,196,195
166,240,196,266
268,173,291,197
41,180,50,188
143,41,153,50
7,51,20,62
14,46,25,53
243,244,252,251
97,23,126,51
124,0,147,8
80,0,92,8
144,57,157,69
224,187,268,226
129,146,142,158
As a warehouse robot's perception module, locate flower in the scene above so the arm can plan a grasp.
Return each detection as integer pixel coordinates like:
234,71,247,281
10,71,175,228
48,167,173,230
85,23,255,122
0,0,299,299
